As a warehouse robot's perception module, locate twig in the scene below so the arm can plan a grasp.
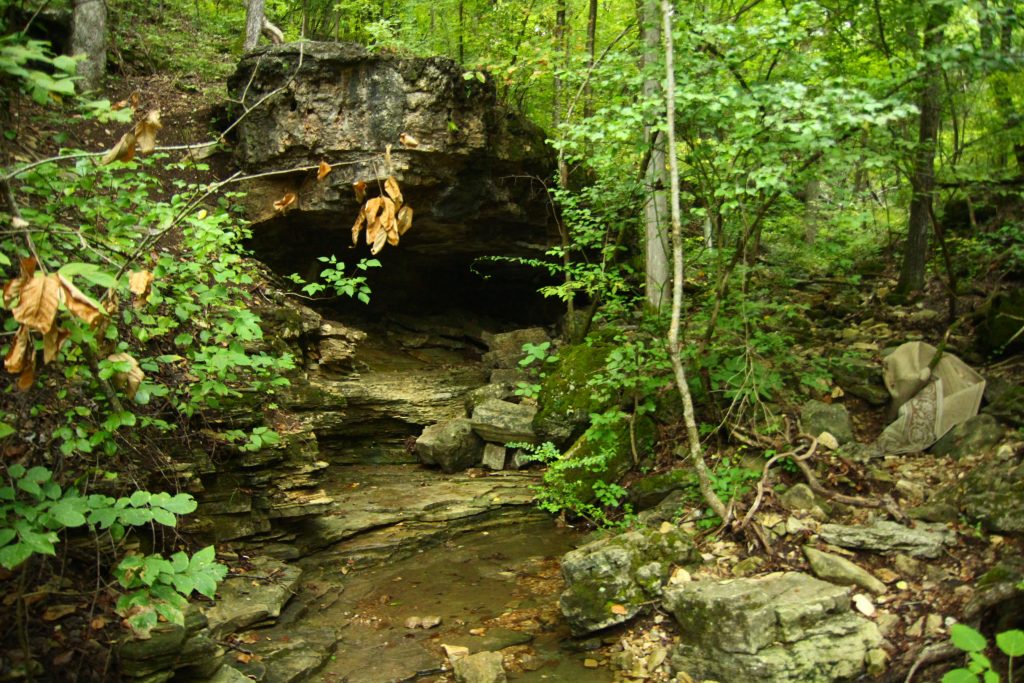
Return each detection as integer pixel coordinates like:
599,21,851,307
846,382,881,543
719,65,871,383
735,434,817,531
904,642,959,683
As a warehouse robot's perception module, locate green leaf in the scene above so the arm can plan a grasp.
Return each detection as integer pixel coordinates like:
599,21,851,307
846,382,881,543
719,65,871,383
0,542,32,569
49,501,88,528
120,508,152,526
88,507,117,528
158,493,197,515
171,573,195,596
951,624,989,653
50,55,77,74
996,630,1024,657
192,572,218,598
8,463,26,479
0,528,16,547
942,670,979,683
189,545,216,569
169,551,189,573
151,508,177,527
129,490,151,507
0,422,14,439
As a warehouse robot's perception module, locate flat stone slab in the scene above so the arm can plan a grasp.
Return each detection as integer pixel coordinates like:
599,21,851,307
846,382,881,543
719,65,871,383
804,546,887,594
205,557,303,639
471,399,537,444
818,520,955,559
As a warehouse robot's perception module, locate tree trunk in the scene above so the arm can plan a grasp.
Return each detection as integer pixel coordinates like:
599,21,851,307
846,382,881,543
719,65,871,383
641,0,670,312
458,0,465,64
661,0,730,524
803,178,821,244
70,0,106,92
584,0,597,118
895,1,951,298
244,0,265,51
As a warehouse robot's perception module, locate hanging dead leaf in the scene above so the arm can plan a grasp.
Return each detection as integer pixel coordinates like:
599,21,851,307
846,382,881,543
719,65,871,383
353,180,367,203
396,206,413,235
107,352,144,399
398,132,419,148
371,224,388,255
317,160,332,181
384,176,403,208
58,275,105,326
128,270,154,307
17,357,36,392
364,197,384,246
13,274,61,334
134,110,162,154
42,326,70,364
273,192,297,213
100,131,137,165
4,326,32,374
352,208,367,245
610,604,628,615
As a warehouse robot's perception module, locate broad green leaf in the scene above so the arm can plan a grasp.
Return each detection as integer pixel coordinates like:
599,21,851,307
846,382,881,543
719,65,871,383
129,490,151,507
0,542,32,569
158,493,197,515
151,508,177,527
0,422,14,439
49,501,87,528
0,528,16,546
951,624,989,653
942,670,979,683
996,630,1024,657
169,551,189,573
171,573,194,596
192,572,219,598
190,544,216,569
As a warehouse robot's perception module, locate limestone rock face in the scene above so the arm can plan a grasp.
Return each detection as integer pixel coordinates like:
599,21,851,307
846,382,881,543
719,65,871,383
665,572,881,682
227,42,557,321
559,527,700,635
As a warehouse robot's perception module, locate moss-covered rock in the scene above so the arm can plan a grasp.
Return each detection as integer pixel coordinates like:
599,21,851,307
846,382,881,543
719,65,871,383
958,458,1024,533
534,344,611,447
553,415,656,508
559,526,701,635
629,469,698,511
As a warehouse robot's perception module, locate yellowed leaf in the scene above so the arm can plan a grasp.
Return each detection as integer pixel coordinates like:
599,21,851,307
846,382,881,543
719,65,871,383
17,362,35,391
352,208,367,245
13,274,61,334
273,192,297,213
134,110,162,154
90,616,107,630
4,326,32,374
399,132,419,148
101,132,137,165
129,270,154,307
58,275,105,326
610,604,628,615
107,352,144,399
353,180,367,203
396,206,413,235
370,225,388,255
317,160,332,181
364,197,384,246
42,326,69,364
384,176,403,207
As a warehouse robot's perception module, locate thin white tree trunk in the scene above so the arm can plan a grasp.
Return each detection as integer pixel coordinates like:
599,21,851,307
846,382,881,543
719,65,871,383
661,0,729,523
71,0,106,92
642,0,670,312
244,0,265,52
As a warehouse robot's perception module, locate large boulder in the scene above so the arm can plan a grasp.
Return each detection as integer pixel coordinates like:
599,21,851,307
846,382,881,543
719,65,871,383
800,400,854,444
227,42,558,322
559,526,700,635
416,418,485,473
665,572,882,682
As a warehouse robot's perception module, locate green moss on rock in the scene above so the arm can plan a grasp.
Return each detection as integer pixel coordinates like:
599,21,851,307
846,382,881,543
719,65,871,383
535,344,612,447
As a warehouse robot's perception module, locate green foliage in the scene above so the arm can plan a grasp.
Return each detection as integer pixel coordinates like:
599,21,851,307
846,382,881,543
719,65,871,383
0,464,199,569
515,340,559,399
114,545,227,637
0,35,78,104
943,623,1024,683
288,256,381,303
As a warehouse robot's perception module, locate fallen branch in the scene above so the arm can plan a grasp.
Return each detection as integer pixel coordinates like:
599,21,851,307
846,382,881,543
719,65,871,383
793,454,909,524
734,434,817,531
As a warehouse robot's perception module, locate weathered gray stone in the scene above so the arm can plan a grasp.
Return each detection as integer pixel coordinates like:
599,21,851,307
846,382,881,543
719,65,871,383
481,443,506,470
665,572,881,683
464,384,514,416
205,557,303,638
931,414,1005,458
416,418,485,473
559,527,700,635
779,483,817,512
804,546,887,594
470,399,537,444
481,328,550,369
958,458,1024,533
818,520,954,559
832,359,890,406
241,626,339,683
800,400,855,444
452,651,507,683
205,665,253,683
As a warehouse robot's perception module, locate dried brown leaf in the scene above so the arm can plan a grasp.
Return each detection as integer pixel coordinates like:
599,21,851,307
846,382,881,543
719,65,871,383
273,192,297,213
370,225,388,255
384,176,403,207
4,326,32,374
364,197,384,246
90,616,108,630
134,110,162,154
353,180,367,204
128,270,154,307
42,604,78,622
398,132,419,148
107,352,144,399
58,275,105,326
17,359,35,392
100,132,136,165
610,604,628,615
317,160,332,181
42,326,69,364
396,206,413,236
13,274,61,334
352,208,367,246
